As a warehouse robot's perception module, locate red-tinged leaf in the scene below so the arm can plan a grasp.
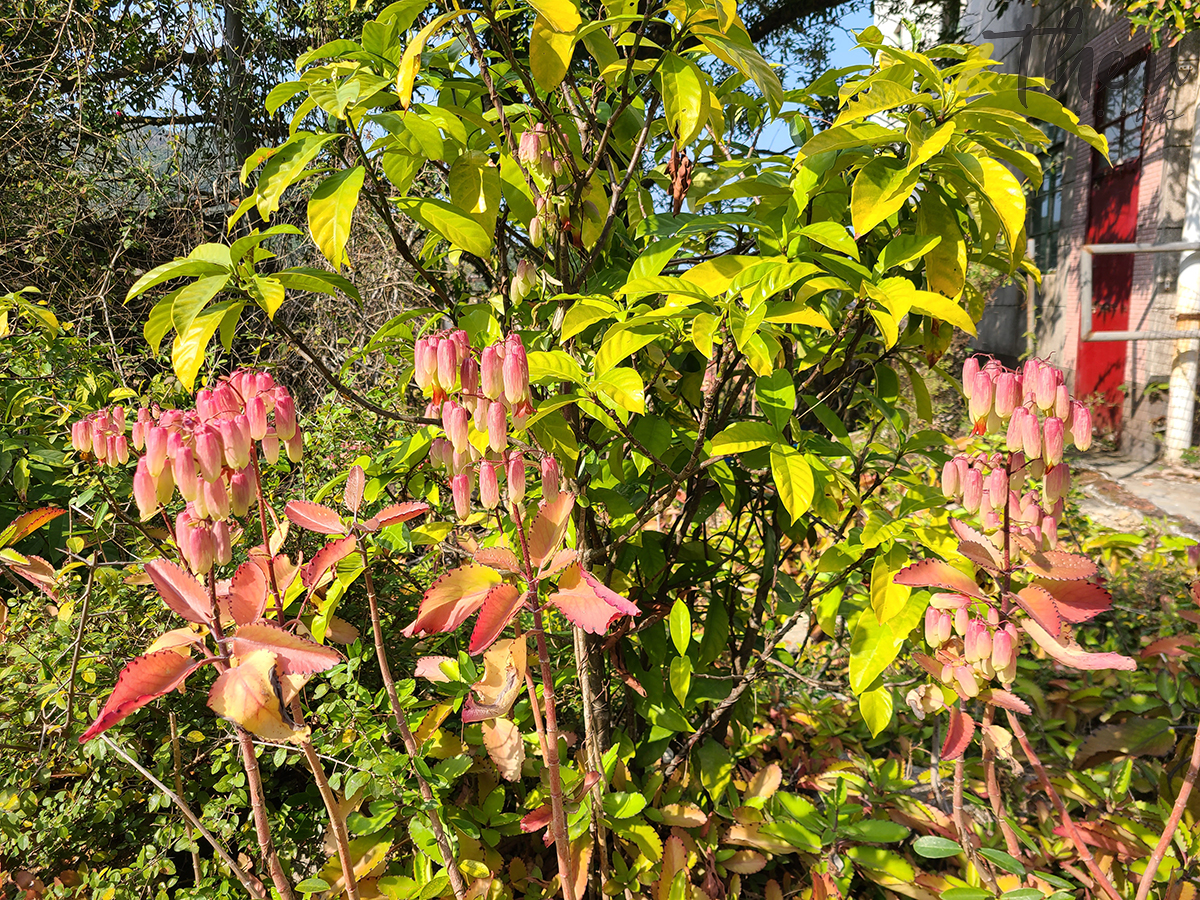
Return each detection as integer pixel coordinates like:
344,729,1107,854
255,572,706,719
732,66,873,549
482,716,525,781
146,559,212,624
1179,609,1200,625
221,562,267,626
5,553,60,597
912,653,944,680
526,493,575,567
402,565,501,638
941,707,975,760
462,638,526,723
146,627,205,656
546,564,639,634
1141,635,1196,659
231,622,342,675
208,649,308,742
1192,580,1200,606
474,547,524,576
958,541,1003,572
0,507,65,547
1013,585,1063,638
540,548,578,578
1036,579,1112,623
285,500,345,534
893,559,986,599
1022,617,1137,671
984,689,1032,715
1075,717,1176,768
569,834,592,900
1051,821,1150,860
80,650,208,742
364,501,430,531
250,550,301,596
414,656,455,682
344,465,365,515
469,585,527,654
520,804,552,833
570,770,602,802
303,535,358,588
1023,549,1097,580
655,836,687,900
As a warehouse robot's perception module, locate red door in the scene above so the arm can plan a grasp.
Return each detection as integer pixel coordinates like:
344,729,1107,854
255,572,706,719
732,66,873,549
1076,56,1146,436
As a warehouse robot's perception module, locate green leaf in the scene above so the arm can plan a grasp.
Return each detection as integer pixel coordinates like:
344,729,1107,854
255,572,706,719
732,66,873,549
870,552,910,625
275,267,362,303
941,890,994,900
980,849,1026,876
602,791,647,819
255,132,339,218
297,878,332,894
144,292,178,355
530,16,576,92
770,444,814,522
527,350,586,384
595,319,665,375
878,235,941,272
173,301,233,392
596,367,645,414
397,10,468,108
841,819,909,843
528,0,582,32
248,276,286,319
398,198,492,258
963,90,1107,153
691,312,720,358
669,598,691,655
798,121,898,158
858,685,893,738
448,151,501,218
668,656,691,706
562,298,618,341
630,238,686,281
950,151,1027,251
756,371,796,430
836,80,918,125
710,421,784,455
695,739,733,799
693,24,783,115
659,52,707,145
308,166,365,270
798,222,859,260
126,259,229,302
848,589,927,694
912,836,963,859
851,157,920,236
171,274,230,337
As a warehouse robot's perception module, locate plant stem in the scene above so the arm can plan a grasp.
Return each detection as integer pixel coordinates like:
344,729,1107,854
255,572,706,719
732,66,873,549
981,707,1022,858
358,543,467,900
1005,710,1123,900
170,712,203,885
209,571,297,900
63,557,96,736
297,722,360,900
249,446,284,619
512,504,577,900
1134,728,1200,900
100,734,266,899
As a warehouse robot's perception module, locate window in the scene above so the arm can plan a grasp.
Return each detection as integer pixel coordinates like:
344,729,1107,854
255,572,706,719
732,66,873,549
1097,58,1146,166
1029,124,1066,271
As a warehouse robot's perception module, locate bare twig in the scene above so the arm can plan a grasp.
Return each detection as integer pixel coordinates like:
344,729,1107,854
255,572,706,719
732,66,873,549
1135,729,1200,900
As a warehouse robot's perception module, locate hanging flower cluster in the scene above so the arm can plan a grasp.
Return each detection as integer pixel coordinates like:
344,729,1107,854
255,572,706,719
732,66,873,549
415,331,556,520
897,357,1134,752
73,370,300,576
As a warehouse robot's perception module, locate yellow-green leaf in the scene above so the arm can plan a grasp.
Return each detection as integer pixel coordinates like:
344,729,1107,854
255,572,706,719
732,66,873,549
173,301,234,392
397,10,468,109
859,684,893,737
669,598,691,654
770,444,814,522
398,197,492,258
307,166,365,271
951,151,1026,250
710,421,784,455
917,191,966,299
530,16,576,92
528,0,581,32
597,367,645,414
851,157,920,236
659,52,707,146
171,274,230,337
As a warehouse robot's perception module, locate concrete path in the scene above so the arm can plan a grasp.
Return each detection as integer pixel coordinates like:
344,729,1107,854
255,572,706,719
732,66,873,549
1072,451,1200,537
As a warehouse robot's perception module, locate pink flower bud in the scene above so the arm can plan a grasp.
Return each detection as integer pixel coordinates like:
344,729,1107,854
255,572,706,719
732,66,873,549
202,478,230,521
938,611,953,645
954,606,969,637
229,471,253,518
987,607,1000,626
503,337,530,406
969,371,994,425
166,429,184,460
507,453,526,503
437,339,458,392
1041,516,1058,549
156,462,175,506
529,214,544,247
1044,462,1070,504
247,396,268,441
964,618,984,662
991,628,1014,671
994,373,1019,417
174,448,199,501
518,128,541,165
962,466,984,513
976,624,992,663
274,391,297,441
481,345,503,401
1053,384,1070,420
1043,416,1065,467
217,418,246,470
1020,408,1041,459
195,389,216,421
195,427,224,482
188,525,215,576
461,354,480,398
213,520,232,567
71,420,89,454
1034,363,1057,411
112,406,126,433
941,459,960,499
955,666,980,698
451,472,471,519
474,397,491,432
1069,401,1093,451
445,402,470,454
133,458,158,520
962,357,980,400
214,383,240,416
487,400,507,453
261,431,280,465
91,426,107,460
925,607,943,648
145,427,169,477
285,427,304,463
985,467,1008,500
480,461,501,510
113,435,129,465
541,455,561,500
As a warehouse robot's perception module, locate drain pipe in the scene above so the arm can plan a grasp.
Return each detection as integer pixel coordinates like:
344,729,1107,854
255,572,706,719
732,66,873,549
1164,106,1200,462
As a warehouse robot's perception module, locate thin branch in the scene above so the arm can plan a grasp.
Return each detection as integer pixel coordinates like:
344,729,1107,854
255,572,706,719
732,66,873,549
1135,728,1200,900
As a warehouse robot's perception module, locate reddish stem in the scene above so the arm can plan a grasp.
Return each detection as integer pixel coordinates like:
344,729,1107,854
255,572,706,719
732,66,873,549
1134,728,1200,900
249,446,285,619
1005,710,1122,900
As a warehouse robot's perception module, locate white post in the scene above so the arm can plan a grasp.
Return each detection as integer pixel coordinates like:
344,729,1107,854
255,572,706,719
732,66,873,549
1163,105,1200,462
